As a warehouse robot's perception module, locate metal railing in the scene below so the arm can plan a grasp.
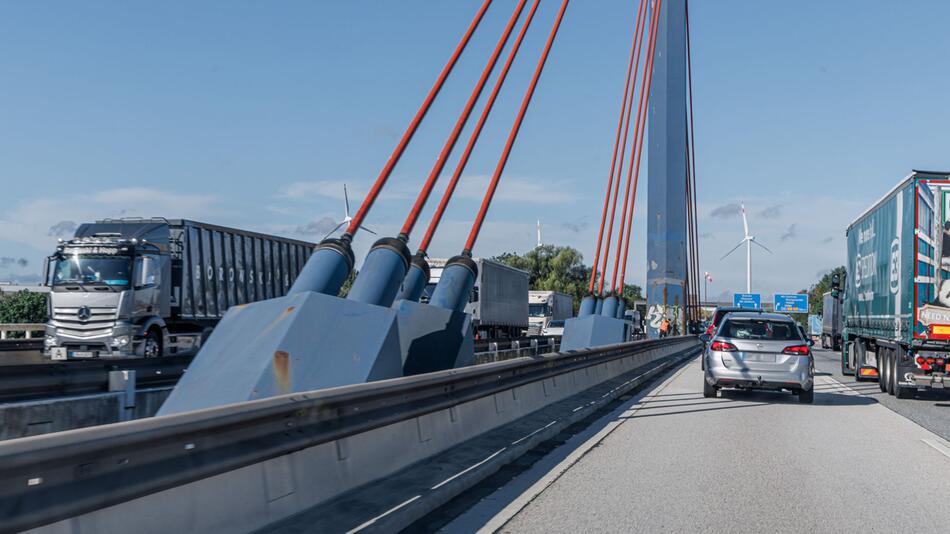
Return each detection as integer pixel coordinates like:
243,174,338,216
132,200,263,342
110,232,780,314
474,337,560,364
0,323,45,340
0,336,698,533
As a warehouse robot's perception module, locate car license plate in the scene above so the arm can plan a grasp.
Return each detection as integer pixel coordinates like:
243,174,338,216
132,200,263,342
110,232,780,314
70,351,94,358
743,354,775,362
50,347,67,361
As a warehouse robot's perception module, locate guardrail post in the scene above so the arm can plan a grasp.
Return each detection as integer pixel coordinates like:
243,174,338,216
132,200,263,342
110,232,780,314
489,342,499,362
530,338,538,356
109,370,137,419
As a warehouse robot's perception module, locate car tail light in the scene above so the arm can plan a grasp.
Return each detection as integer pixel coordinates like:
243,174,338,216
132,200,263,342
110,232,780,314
782,345,810,356
916,356,926,365
710,340,737,352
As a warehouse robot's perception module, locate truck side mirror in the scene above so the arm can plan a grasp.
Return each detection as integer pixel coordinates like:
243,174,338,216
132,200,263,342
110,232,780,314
43,256,53,286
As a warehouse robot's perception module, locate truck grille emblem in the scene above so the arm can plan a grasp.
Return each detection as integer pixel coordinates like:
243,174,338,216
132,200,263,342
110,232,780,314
77,306,92,321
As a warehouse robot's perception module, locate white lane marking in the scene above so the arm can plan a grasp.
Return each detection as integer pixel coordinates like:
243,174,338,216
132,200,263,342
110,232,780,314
511,421,558,446
922,438,950,461
346,495,421,533
431,448,508,490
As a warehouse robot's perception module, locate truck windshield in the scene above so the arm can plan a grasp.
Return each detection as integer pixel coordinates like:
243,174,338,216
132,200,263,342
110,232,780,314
52,255,132,287
529,304,548,317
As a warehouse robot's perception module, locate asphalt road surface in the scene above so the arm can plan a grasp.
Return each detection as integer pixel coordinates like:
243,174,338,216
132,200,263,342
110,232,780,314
443,354,950,533
812,347,950,441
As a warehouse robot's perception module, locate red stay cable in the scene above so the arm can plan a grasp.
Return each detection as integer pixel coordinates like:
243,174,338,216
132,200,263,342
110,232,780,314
344,0,492,238
399,0,528,239
617,0,663,292
601,3,660,294
598,0,650,295
418,0,542,254
587,0,648,294
464,0,570,254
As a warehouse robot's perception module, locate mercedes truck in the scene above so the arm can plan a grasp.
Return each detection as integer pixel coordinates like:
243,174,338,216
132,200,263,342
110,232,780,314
843,170,950,397
44,218,315,360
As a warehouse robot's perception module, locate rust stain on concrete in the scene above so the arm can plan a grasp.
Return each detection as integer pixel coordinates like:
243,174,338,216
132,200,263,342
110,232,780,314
274,350,291,394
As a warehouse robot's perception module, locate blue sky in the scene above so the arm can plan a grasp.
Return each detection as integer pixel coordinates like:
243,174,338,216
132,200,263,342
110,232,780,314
2,1,950,300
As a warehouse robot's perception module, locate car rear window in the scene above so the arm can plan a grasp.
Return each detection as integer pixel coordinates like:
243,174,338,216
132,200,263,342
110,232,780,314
721,319,802,341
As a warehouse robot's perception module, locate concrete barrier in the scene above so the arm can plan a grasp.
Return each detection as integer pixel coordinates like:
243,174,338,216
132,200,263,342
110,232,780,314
0,386,172,441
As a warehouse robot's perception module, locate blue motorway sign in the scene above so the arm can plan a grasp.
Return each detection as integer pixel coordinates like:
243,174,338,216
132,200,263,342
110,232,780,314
733,293,761,309
774,293,809,313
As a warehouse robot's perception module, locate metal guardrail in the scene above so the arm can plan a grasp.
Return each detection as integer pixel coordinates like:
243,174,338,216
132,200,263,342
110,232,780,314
0,323,44,340
0,336,695,533
0,356,192,402
0,339,43,353
0,341,554,401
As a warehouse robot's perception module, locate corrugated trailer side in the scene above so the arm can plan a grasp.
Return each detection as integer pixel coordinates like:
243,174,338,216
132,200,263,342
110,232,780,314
844,178,915,344
174,221,315,322
470,259,528,333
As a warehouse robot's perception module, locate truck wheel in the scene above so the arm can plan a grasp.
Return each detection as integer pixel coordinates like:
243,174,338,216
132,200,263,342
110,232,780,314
853,341,869,382
842,342,855,376
878,347,889,393
703,376,718,398
143,329,162,358
798,387,814,404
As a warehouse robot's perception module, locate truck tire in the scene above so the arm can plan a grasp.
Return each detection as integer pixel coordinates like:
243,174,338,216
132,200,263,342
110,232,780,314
143,328,163,359
878,347,890,393
853,341,868,381
842,342,854,376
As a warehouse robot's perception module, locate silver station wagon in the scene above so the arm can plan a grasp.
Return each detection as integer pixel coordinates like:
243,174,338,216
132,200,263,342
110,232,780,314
702,312,815,403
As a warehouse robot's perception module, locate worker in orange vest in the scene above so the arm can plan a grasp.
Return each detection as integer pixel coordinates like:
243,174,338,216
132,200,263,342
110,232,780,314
659,317,670,338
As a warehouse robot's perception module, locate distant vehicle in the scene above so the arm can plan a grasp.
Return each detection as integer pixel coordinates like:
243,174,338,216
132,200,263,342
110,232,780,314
705,306,762,336
528,290,573,335
843,170,950,398
821,290,843,350
43,218,314,360
423,258,528,339
541,319,565,337
702,312,815,403
624,309,643,340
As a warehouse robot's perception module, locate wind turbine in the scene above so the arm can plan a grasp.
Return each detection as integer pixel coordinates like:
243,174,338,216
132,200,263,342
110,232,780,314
322,184,376,240
536,219,543,248
720,202,771,293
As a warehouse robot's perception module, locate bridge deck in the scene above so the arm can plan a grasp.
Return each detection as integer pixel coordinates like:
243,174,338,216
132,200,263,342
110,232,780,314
447,354,950,533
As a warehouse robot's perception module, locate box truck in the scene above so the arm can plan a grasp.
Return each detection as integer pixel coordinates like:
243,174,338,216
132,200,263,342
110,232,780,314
422,258,529,339
843,170,950,397
821,291,843,350
44,218,314,360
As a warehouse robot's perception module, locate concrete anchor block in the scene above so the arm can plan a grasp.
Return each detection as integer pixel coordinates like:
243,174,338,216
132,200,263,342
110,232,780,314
158,291,404,415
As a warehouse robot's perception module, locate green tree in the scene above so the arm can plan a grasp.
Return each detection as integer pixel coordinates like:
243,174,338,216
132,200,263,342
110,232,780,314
0,290,49,336
492,245,643,314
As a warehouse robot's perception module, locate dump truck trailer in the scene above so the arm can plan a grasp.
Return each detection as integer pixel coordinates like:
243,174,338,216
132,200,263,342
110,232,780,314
843,170,950,397
44,218,315,360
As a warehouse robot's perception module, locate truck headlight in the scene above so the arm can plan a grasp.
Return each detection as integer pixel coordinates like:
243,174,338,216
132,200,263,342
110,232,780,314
45,335,57,348
112,335,131,347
